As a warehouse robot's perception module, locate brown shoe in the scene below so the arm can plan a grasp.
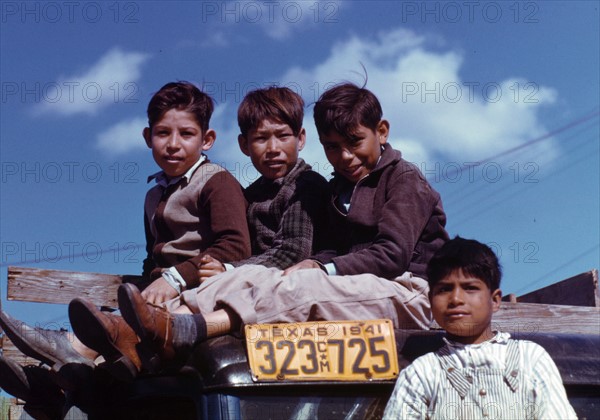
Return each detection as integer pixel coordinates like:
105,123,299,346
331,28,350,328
69,298,142,382
118,283,175,372
0,310,94,372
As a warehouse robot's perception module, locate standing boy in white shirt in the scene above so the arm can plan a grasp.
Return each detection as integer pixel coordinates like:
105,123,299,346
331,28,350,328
383,237,577,420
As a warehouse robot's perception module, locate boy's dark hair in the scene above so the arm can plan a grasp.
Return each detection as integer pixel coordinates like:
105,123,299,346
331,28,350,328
427,236,502,291
313,82,383,138
147,81,214,133
238,87,304,138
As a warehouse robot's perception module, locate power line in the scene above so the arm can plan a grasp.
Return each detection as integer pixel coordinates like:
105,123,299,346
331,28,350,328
442,119,599,210
0,243,145,268
432,109,600,183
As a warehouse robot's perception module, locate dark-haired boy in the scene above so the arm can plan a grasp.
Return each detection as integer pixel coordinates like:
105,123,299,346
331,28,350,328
138,81,251,305
102,82,448,372
0,81,251,383
383,237,577,419
196,86,329,277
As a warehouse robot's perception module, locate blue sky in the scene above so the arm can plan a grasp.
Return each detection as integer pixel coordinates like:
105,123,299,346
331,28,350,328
0,1,598,333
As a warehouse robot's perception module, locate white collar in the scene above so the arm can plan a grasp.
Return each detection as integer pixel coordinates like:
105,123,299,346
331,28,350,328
147,155,207,187
443,331,511,349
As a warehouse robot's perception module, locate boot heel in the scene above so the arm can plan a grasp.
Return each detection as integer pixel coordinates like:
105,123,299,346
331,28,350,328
103,355,138,382
136,342,161,373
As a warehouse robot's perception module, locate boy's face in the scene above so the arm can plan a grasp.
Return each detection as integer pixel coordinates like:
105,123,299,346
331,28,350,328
238,118,305,180
430,269,501,345
320,120,389,183
143,109,216,178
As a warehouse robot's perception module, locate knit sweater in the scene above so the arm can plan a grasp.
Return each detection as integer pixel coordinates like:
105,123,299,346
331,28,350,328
142,160,251,288
232,159,329,269
313,144,448,279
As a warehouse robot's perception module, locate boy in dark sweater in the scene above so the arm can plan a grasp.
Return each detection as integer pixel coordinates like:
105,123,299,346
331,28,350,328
101,82,449,374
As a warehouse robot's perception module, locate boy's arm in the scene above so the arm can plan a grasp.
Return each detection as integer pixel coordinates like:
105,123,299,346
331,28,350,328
232,173,329,269
383,359,432,420
318,168,443,279
173,171,251,289
529,343,577,419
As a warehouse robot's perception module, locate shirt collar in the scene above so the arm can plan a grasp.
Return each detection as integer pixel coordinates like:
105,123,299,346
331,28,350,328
443,331,511,349
147,155,207,187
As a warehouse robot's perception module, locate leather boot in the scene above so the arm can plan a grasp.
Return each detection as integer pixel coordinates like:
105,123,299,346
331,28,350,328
0,310,95,375
68,298,142,382
0,355,66,420
118,283,176,372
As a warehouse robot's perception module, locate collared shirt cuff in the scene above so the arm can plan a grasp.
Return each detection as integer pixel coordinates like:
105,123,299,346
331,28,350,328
162,267,186,294
223,263,234,271
324,262,337,275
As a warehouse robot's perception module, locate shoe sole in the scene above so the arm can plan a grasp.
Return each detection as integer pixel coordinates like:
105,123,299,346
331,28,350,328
0,355,31,399
0,311,93,390
0,311,65,370
68,299,138,382
118,285,162,373
0,356,65,417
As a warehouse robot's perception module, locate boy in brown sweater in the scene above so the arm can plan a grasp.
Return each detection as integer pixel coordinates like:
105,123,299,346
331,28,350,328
0,82,251,399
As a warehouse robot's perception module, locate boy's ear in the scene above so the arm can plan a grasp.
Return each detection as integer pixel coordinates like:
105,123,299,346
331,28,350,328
201,129,217,151
297,128,306,151
143,127,152,148
376,120,390,146
238,134,251,156
491,289,502,313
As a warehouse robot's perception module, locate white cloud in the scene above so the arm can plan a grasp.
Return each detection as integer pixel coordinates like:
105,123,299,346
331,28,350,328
277,28,558,169
206,27,559,181
35,48,150,117
96,117,147,155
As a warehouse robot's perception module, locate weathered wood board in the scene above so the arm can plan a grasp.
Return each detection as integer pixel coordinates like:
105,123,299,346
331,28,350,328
515,269,599,307
6,266,142,307
2,267,599,368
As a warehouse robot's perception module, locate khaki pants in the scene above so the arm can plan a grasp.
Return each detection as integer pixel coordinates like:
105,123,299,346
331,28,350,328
165,265,432,330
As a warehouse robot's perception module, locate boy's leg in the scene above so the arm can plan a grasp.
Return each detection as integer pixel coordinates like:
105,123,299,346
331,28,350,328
212,268,432,330
149,265,430,342
162,265,282,321
118,265,431,369
117,284,237,372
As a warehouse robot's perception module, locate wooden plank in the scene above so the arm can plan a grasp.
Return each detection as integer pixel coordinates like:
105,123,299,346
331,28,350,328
8,401,25,420
0,397,25,420
7,266,142,307
492,302,600,335
429,302,600,335
515,269,599,307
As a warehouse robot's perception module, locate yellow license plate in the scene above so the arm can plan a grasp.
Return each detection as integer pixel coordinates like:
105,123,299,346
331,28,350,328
245,319,398,382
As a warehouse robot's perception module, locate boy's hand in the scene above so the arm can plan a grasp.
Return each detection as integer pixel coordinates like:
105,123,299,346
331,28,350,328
197,254,225,283
283,259,322,275
141,277,179,305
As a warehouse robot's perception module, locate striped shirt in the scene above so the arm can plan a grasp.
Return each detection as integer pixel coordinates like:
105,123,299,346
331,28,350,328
383,332,577,419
